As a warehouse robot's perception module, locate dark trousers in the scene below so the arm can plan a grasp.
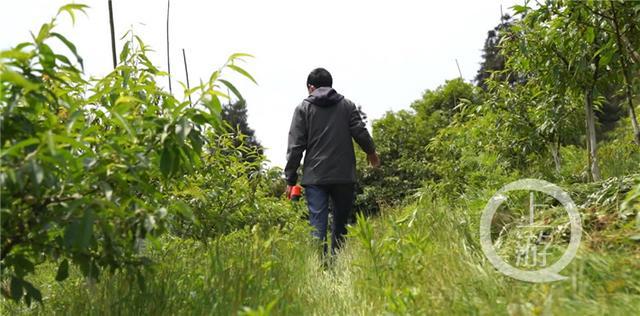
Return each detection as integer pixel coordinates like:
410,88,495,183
305,183,355,255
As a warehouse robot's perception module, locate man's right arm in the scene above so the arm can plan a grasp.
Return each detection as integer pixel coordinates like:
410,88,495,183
284,104,307,186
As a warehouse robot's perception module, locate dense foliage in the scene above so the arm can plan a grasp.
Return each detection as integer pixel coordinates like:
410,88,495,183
357,0,640,206
0,5,299,305
354,78,481,209
220,99,263,162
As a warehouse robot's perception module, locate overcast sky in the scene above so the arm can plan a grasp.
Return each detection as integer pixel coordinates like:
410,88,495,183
1,0,518,167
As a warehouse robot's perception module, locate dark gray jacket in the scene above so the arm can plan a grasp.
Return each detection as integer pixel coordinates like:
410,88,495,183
285,87,376,186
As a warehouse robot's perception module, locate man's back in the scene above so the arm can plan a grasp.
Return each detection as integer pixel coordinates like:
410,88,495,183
285,86,375,186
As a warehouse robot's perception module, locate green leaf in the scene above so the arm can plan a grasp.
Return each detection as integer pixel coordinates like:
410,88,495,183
192,114,209,124
119,30,132,41
0,70,40,92
78,209,95,249
207,89,229,99
205,93,223,117
38,43,56,70
55,53,73,66
175,119,192,144
512,4,528,15
55,259,70,281
177,147,192,172
51,134,92,152
227,52,254,62
50,32,84,70
219,79,243,101
0,49,32,61
170,200,195,221
0,138,40,158
57,3,89,25
15,42,33,50
64,209,95,250
120,41,130,62
227,64,257,84
585,27,595,43
115,95,142,107
64,221,79,249
35,23,52,44
111,111,135,140
599,50,614,67
133,35,147,52
160,146,175,177
46,131,57,155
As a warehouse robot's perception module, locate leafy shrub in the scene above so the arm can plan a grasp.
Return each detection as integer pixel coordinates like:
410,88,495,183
0,4,257,305
354,79,481,211
259,166,287,199
169,131,300,241
426,108,520,201
622,177,640,238
598,117,640,179
1,224,316,315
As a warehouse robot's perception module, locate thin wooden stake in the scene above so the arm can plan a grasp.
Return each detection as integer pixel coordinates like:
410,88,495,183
455,58,463,79
182,48,192,106
166,0,172,93
108,0,117,69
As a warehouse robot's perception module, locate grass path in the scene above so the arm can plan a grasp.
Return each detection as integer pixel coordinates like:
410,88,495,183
3,184,640,315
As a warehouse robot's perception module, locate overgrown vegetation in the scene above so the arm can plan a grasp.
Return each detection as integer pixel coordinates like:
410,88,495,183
3,179,638,315
355,0,640,207
0,4,298,306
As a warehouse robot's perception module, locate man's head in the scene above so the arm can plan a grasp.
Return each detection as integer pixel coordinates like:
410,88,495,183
307,68,332,94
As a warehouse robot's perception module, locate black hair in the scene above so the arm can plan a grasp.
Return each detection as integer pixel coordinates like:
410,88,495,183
306,68,333,88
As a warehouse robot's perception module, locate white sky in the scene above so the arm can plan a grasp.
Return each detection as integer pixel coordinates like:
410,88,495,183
1,0,518,168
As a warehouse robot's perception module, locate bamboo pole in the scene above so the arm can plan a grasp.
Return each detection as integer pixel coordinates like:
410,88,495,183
166,0,172,93
108,0,117,69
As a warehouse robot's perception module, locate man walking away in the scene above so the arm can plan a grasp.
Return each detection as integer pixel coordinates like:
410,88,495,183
285,68,380,256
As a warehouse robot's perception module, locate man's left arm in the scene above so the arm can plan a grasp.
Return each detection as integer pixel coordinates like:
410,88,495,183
348,103,376,153
348,102,380,168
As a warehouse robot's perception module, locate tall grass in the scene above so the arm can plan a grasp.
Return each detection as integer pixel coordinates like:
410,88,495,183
2,180,639,315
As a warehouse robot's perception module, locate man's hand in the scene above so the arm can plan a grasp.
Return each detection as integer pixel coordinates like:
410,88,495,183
367,152,381,168
285,185,294,199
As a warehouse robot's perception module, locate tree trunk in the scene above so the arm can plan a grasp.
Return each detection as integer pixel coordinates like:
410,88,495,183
550,133,562,174
585,89,601,181
628,104,640,145
623,77,640,145
609,1,640,145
